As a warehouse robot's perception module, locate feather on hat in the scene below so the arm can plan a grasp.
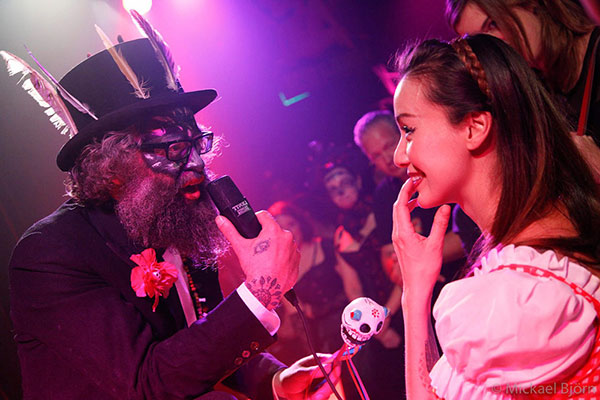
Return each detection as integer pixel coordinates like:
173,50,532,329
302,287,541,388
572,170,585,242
2,12,217,172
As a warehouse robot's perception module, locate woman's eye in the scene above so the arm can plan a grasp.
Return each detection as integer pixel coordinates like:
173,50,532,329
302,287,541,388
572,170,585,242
401,125,415,135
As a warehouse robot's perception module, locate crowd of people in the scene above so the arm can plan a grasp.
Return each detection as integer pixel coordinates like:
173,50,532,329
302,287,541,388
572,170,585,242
263,110,471,398
3,0,600,399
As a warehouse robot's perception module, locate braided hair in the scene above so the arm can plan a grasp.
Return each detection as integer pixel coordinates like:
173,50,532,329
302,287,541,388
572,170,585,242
451,37,492,100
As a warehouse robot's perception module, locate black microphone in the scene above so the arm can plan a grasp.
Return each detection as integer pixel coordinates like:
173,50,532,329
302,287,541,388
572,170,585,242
206,176,297,304
207,175,261,239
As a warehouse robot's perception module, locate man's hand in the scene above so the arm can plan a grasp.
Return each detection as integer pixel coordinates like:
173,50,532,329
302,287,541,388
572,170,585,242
216,211,300,310
273,354,342,400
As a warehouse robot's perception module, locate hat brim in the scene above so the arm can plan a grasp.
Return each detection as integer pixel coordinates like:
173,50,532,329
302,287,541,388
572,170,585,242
56,89,217,171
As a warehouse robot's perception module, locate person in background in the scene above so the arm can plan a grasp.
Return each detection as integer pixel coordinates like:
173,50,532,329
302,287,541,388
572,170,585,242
319,154,406,399
266,200,362,364
393,34,600,399
321,160,392,316
446,0,600,181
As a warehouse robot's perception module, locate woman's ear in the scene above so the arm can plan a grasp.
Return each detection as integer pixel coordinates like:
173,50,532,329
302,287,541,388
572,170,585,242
464,111,493,153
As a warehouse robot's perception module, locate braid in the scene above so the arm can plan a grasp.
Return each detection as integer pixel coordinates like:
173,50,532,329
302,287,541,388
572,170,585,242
451,38,492,101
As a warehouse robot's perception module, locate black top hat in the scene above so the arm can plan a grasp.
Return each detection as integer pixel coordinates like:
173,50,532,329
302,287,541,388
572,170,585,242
56,38,217,171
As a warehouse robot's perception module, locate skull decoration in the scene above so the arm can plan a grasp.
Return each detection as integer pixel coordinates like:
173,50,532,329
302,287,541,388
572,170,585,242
341,297,388,348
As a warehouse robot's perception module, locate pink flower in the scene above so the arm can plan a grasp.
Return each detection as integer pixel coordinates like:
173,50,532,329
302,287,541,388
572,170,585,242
130,248,178,312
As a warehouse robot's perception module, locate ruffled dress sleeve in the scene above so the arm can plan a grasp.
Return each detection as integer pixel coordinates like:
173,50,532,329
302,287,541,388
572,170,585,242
429,245,600,399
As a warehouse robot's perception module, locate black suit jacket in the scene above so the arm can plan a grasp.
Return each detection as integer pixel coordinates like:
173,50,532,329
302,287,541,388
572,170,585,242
9,200,285,399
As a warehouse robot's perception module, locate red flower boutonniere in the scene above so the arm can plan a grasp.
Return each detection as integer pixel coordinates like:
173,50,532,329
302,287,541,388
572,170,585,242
130,248,178,312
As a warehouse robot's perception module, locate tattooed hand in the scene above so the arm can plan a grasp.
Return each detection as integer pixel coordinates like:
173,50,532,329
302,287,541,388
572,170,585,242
216,210,300,310
245,275,282,310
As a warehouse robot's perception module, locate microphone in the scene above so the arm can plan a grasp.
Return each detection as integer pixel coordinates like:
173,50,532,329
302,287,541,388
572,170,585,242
206,175,297,304
206,175,261,239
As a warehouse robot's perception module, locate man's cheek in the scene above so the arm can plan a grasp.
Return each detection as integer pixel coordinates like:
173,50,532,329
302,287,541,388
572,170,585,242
142,153,181,177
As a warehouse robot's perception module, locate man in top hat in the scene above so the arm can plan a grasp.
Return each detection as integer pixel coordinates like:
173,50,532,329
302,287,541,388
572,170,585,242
4,20,338,400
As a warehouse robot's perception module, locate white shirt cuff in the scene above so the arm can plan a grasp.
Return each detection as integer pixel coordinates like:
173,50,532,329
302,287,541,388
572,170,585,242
236,283,281,336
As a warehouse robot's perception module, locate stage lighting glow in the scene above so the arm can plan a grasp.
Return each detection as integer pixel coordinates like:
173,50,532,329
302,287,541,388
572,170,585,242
122,0,152,15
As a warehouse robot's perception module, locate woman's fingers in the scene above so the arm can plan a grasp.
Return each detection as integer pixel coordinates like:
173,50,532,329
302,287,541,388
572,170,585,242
429,205,451,245
393,178,420,237
407,198,418,213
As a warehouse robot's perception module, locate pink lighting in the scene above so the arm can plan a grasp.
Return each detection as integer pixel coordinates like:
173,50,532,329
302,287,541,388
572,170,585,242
122,0,152,15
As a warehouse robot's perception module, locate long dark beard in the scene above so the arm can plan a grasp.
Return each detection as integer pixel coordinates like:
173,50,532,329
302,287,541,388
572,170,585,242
115,167,229,266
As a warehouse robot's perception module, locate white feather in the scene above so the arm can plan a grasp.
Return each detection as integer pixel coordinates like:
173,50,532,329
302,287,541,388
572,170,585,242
1,50,78,137
24,46,98,120
95,25,150,99
129,9,180,91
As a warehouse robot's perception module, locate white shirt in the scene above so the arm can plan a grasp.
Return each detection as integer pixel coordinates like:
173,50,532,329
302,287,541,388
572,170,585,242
430,245,599,399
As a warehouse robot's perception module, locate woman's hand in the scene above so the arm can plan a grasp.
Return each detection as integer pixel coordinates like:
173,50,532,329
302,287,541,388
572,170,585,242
392,178,451,300
394,179,444,400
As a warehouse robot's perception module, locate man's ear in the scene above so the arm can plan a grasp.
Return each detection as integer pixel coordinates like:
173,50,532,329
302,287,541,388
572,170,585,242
464,111,493,152
356,175,362,190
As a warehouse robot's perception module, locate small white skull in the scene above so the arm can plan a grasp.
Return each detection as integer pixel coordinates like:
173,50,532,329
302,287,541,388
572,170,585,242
340,297,388,348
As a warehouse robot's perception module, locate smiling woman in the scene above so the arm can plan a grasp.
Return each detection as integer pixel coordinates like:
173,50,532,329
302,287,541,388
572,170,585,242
393,78,472,210
391,34,600,400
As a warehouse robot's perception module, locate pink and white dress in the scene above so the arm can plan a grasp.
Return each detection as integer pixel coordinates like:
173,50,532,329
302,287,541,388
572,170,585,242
429,245,600,399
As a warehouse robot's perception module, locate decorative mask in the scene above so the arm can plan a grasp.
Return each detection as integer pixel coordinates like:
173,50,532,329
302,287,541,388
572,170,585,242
340,297,388,348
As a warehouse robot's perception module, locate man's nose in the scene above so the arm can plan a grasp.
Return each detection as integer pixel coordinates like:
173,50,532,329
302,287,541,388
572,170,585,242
182,146,205,173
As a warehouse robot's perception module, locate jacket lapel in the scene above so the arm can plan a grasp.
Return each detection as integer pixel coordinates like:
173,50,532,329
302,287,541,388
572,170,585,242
83,203,187,331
